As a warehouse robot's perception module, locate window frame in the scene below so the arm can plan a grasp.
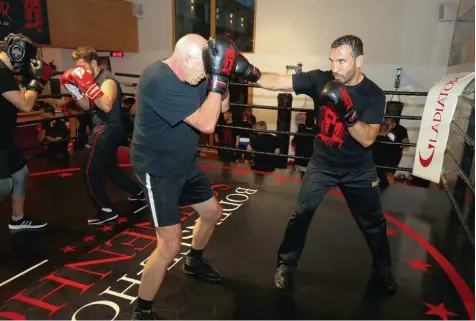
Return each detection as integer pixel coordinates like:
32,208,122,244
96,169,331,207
172,0,257,53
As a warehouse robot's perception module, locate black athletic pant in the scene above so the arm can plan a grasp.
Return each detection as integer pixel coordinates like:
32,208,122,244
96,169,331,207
277,162,391,271
83,124,142,210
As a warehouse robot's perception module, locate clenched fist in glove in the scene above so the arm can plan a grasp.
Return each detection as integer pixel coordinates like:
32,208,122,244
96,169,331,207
202,34,238,95
321,80,358,127
60,66,104,101
26,60,54,94
234,53,261,82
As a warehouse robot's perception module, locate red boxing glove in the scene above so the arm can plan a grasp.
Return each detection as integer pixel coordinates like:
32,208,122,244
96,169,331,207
60,69,84,101
62,66,104,101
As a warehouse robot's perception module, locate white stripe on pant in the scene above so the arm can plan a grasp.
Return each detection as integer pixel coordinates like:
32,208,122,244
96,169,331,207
145,173,159,227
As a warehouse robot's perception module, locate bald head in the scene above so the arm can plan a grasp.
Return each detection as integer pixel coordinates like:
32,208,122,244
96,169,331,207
174,34,207,58
169,34,207,86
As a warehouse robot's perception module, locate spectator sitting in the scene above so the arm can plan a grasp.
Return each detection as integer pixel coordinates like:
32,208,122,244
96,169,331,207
247,121,280,172
292,111,315,177
384,116,410,182
371,123,394,190
214,110,239,162
121,97,136,146
237,107,256,163
38,105,70,159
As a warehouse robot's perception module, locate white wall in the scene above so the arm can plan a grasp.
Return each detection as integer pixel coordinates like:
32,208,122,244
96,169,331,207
241,0,458,172
447,0,475,74
41,0,463,172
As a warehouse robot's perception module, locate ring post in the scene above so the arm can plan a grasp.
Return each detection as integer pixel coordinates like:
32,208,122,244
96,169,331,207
276,93,293,169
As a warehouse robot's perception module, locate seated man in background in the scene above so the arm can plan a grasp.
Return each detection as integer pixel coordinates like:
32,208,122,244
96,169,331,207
121,97,136,146
38,105,70,159
292,111,315,177
371,123,392,190
384,116,409,182
247,121,280,172
214,110,239,162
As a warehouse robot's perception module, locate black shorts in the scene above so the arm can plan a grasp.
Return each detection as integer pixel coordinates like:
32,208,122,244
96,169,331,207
0,146,26,179
134,162,214,228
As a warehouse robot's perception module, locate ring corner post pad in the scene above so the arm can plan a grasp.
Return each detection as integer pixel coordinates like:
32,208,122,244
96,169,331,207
412,72,475,184
276,93,293,169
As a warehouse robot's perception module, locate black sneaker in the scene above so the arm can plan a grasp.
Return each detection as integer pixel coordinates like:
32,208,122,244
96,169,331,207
274,264,293,290
372,269,397,295
8,217,47,230
183,255,221,282
87,209,118,225
131,308,158,320
128,191,145,202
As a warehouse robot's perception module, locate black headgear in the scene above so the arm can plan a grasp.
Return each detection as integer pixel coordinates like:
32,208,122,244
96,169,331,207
3,33,38,72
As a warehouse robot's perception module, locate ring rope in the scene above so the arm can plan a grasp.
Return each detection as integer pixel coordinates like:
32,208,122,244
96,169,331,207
215,123,417,147
440,173,475,245
445,148,475,195
198,143,414,172
450,122,475,148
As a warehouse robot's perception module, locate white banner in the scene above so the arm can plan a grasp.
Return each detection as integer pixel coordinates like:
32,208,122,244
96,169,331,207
412,72,475,183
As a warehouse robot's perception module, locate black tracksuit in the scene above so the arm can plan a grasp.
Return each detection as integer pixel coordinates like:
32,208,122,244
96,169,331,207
83,70,141,210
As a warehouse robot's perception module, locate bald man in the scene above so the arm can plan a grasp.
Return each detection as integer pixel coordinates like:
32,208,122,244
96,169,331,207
130,34,238,319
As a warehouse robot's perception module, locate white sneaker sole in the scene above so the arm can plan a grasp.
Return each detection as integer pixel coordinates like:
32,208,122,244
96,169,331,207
8,223,48,230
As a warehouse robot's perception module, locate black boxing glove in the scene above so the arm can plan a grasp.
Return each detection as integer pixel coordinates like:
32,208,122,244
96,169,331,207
234,53,261,82
202,34,238,95
26,59,54,94
321,80,358,127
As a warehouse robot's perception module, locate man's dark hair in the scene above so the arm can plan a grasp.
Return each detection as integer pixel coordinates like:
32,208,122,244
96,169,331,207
72,46,98,63
331,35,363,58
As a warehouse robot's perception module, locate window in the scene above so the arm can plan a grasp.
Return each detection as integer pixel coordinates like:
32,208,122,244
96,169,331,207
174,0,212,46
173,0,256,53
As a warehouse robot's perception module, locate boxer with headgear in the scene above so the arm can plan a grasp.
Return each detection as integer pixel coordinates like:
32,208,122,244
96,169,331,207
60,46,145,225
0,33,53,230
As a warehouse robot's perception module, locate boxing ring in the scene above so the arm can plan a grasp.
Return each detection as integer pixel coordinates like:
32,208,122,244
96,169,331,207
0,71,474,320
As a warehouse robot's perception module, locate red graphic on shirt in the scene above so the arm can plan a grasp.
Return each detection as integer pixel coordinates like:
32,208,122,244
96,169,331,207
23,0,43,32
222,129,233,145
316,104,347,148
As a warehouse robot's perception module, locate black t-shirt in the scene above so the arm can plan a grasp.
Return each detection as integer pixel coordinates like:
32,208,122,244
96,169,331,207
250,134,279,171
132,61,207,176
216,122,238,148
386,124,408,165
91,70,123,126
292,70,385,172
0,61,21,149
42,120,69,140
292,126,315,167
371,135,393,167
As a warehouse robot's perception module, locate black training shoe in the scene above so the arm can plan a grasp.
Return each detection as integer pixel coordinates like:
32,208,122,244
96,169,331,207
183,255,221,282
274,264,293,290
8,217,47,230
372,269,397,295
87,209,118,225
131,308,158,320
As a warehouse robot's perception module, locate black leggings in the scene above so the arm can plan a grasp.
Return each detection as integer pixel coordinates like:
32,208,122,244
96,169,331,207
83,124,141,210
277,163,391,271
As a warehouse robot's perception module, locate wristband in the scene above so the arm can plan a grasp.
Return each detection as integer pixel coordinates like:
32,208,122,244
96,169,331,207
85,84,104,101
207,75,228,95
26,79,44,94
